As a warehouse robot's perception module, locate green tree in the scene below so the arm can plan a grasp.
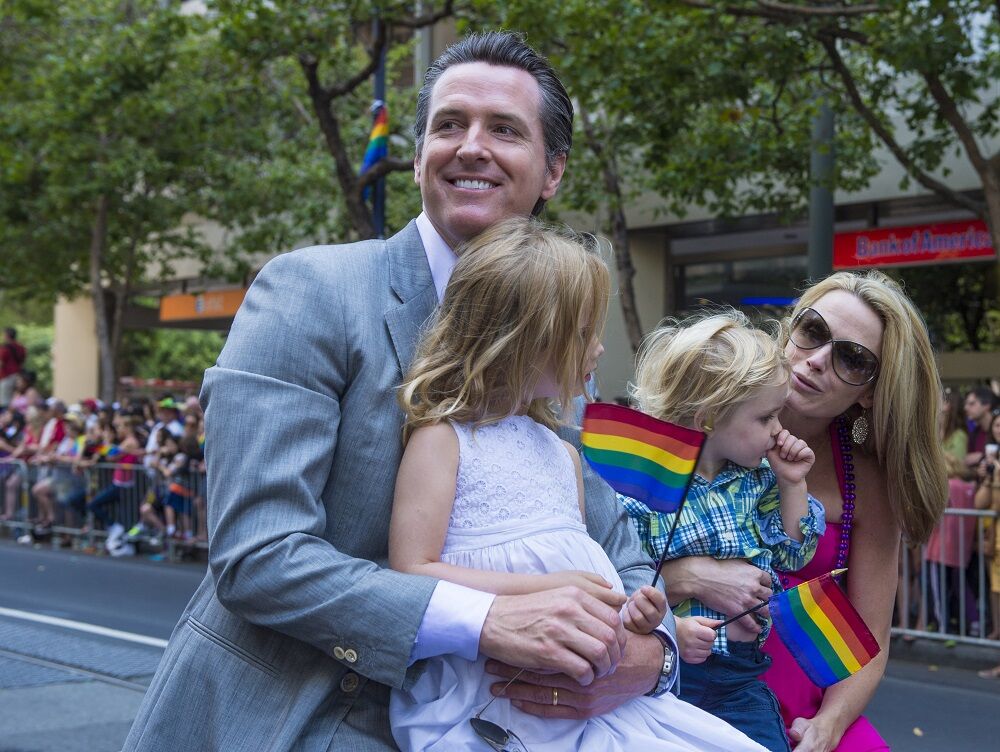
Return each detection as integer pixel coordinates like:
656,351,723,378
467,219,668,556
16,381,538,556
0,1,346,401
210,0,457,241
676,0,1000,260
469,1,878,349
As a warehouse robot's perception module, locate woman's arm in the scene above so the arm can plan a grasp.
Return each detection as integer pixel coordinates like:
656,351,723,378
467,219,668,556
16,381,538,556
388,424,620,603
789,458,896,752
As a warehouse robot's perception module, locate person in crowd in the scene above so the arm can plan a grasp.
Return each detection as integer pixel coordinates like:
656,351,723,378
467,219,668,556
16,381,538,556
0,327,27,409
153,432,199,540
9,370,41,414
974,423,1000,671
389,217,764,752
123,31,680,751
941,388,970,466
143,396,183,475
1,405,45,521
964,386,996,468
974,410,1000,643
923,453,979,634
125,428,169,548
85,416,144,549
0,409,26,509
622,311,823,752
80,398,101,432
661,271,947,752
30,413,87,532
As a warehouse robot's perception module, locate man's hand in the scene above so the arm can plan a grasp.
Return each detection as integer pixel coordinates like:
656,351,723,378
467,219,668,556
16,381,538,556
484,631,663,719
479,587,627,687
664,557,772,634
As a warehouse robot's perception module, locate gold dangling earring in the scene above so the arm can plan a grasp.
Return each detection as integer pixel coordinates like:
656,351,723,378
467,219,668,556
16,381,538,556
851,410,870,445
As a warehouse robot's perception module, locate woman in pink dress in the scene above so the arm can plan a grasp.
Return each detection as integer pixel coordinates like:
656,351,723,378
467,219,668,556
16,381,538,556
661,271,947,751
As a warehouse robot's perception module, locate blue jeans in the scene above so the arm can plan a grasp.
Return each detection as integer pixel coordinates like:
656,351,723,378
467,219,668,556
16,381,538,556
679,640,790,752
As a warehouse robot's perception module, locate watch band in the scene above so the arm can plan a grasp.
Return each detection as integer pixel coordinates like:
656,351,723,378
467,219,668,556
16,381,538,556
644,630,676,698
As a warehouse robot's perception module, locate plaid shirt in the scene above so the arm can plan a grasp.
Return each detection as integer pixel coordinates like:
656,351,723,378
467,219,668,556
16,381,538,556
620,460,825,655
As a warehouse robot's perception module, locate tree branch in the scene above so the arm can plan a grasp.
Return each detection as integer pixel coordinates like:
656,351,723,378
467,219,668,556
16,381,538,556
357,157,413,190
819,35,985,217
922,71,990,175
307,20,387,104
758,1,882,16
395,0,456,29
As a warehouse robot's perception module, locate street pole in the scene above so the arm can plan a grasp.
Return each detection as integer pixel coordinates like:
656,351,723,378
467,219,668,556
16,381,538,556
808,102,835,281
373,23,387,239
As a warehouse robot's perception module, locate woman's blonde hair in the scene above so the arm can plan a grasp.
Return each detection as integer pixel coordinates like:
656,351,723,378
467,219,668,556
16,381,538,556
791,271,946,543
399,216,610,439
631,309,789,430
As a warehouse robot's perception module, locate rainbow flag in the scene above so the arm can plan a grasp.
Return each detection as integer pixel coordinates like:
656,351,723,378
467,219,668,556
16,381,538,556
360,100,388,200
95,443,122,460
771,570,880,688
581,402,704,514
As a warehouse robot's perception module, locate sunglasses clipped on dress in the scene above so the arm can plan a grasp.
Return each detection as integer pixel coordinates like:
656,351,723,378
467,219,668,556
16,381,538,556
789,308,880,386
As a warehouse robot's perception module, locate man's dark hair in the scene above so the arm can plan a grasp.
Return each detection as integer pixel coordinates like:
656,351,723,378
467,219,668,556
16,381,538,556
413,31,573,171
968,386,997,408
4,327,15,340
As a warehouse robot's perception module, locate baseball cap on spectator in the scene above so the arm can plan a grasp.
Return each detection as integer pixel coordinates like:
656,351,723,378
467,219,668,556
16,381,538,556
158,397,178,410
64,414,84,431
82,398,99,412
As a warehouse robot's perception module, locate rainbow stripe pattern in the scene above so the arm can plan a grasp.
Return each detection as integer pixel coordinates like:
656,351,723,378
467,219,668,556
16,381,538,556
581,402,704,514
360,101,388,200
771,570,881,688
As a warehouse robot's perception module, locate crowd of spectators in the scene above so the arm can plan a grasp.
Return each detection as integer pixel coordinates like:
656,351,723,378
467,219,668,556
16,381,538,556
0,374,206,556
895,385,1000,655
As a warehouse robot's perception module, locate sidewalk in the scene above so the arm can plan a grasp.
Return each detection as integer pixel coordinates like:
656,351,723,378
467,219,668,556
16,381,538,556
888,632,1000,673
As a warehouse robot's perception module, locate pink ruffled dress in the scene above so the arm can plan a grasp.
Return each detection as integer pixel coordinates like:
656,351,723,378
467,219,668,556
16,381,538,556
760,422,890,751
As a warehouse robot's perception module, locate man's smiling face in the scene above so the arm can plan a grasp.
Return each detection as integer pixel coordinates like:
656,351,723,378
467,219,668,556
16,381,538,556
414,62,566,250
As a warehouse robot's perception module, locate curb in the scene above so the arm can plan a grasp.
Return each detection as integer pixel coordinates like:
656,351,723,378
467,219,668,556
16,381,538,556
889,634,1000,672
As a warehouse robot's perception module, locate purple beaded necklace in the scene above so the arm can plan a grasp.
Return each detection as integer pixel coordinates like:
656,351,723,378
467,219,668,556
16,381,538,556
833,415,856,570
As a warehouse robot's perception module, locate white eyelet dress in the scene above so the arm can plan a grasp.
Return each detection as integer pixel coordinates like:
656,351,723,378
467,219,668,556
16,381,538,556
390,415,766,752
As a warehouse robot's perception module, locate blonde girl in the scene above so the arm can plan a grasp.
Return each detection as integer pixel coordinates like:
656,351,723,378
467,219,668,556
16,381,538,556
624,310,823,752
388,217,766,752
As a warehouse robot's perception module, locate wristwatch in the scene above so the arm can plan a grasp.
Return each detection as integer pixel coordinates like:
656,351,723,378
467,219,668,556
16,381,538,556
644,630,676,698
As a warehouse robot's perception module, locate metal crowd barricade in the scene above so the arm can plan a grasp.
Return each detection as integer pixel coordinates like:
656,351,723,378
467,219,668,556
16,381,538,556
895,507,1000,648
0,457,208,560
0,457,34,534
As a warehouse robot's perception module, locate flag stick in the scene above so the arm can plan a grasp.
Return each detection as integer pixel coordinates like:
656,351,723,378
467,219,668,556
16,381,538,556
713,599,770,630
712,569,848,630
650,438,706,589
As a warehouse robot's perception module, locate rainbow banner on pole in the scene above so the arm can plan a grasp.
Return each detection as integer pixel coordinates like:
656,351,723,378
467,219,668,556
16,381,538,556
360,100,388,200
581,402,704,514
771,570,881,688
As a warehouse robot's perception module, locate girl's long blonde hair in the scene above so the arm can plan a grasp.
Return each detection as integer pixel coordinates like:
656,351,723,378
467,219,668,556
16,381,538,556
631,309,789,430
399,216,610,440
792,271,946,543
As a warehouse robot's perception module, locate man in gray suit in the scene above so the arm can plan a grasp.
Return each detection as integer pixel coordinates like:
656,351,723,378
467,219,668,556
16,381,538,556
123,31,677,751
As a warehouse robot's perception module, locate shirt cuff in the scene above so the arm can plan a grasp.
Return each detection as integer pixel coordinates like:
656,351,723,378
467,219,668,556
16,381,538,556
653,624,680,693
409,580,496,664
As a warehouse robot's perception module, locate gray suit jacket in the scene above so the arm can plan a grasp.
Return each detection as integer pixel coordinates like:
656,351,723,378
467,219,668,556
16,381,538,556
122,221,671,751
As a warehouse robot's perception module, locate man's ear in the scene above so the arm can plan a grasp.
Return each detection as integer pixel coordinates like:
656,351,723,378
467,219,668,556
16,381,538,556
413,153,421,185
540,153,567,201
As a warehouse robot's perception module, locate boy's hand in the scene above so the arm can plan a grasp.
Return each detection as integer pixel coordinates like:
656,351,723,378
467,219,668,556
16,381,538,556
621,585,667,634
767,429,814,486
675,615,721,664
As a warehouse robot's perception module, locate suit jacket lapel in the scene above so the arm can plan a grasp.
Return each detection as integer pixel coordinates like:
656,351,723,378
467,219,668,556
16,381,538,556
385,221,437,373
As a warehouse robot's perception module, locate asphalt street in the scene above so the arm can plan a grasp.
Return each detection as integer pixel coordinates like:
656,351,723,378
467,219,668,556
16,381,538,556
1,540,998,751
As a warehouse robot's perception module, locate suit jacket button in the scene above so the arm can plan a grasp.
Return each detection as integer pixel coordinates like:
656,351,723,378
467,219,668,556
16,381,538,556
333,646,346,660
340,672,360,693
344,648,358,663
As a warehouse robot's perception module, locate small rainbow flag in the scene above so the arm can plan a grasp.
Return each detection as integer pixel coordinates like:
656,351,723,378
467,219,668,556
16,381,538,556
771,570,881,688
360,100,388,200
95,443,122,460
581,403,704,514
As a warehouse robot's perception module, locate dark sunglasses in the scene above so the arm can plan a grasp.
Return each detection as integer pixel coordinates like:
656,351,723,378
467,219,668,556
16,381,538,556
469,668,530,751
789,308,880,386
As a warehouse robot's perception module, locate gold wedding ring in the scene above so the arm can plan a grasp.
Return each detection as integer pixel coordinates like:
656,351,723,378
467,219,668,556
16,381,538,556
552,688,558,706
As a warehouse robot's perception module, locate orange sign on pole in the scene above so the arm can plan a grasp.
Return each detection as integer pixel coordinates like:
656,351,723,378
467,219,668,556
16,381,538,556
159,289,247,322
